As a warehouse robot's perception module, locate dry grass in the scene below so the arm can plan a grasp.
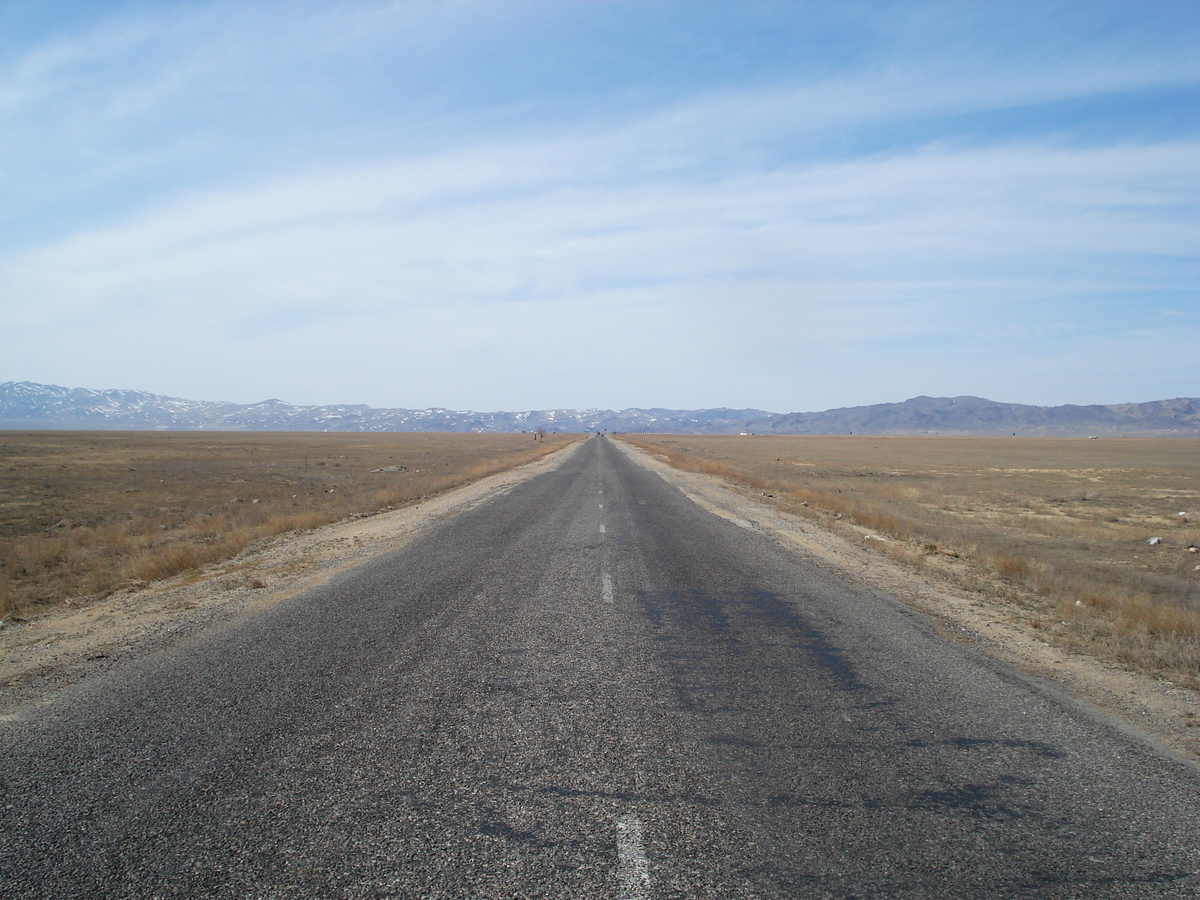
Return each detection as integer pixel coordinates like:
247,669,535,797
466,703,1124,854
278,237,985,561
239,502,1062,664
0,431,580,617
620,434,1200,686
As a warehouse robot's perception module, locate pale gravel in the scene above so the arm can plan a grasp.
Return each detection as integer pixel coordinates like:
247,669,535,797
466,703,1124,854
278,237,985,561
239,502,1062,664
0,441,585,721
612,438,1200,765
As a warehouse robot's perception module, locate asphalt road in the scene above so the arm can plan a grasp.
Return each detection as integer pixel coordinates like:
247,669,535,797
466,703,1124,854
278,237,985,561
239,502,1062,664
2,435,1198,898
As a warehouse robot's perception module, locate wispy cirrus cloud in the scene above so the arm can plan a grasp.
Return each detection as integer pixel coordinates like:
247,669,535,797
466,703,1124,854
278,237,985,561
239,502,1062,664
1,1,1197,410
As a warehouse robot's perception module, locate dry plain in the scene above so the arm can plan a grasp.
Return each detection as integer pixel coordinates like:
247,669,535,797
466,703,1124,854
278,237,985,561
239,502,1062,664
619,435,1200,690
0,430,579,619
3,429,1199,761
7,435,1200,897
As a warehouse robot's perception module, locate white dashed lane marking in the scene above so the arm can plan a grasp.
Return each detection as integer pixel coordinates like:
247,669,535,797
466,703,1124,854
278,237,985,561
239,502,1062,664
616,816,651,899
602,574,614,603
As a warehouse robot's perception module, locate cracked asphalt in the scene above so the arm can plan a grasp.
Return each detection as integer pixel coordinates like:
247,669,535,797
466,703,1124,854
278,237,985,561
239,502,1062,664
2,435,1198,898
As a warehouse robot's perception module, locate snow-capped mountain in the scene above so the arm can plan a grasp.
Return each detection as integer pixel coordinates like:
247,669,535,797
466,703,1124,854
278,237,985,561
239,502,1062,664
0,382,770,434
1,382,1197,435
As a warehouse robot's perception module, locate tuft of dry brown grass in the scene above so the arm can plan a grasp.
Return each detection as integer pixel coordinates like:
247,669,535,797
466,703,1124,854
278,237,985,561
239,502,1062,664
0,431,580,618
620,434,1200,687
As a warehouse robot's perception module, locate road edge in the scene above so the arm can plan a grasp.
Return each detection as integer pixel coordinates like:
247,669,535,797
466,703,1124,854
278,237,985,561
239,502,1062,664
0,439,586,719
611,436,1200,766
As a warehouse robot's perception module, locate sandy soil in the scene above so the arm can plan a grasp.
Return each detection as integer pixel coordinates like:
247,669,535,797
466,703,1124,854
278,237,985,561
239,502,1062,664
0,441,584,721
3,436,1197,767
614,439,1200,765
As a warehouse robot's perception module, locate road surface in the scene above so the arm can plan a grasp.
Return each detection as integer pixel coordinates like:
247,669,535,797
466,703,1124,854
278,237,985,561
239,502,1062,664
2,435,1198,898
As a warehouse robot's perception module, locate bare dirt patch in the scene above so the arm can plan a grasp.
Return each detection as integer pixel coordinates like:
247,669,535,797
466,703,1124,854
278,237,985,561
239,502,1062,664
614,437,1200,763
0,439,583,720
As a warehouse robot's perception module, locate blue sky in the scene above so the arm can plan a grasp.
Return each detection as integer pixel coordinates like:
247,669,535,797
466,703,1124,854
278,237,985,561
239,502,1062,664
1,1,1197,413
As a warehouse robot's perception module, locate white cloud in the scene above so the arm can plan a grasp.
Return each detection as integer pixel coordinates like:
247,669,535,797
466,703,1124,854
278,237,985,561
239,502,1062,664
3,101,1196,409
1,1,1196,409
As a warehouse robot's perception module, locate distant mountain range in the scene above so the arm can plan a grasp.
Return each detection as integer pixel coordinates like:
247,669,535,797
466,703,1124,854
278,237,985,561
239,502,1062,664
1,382,1197,436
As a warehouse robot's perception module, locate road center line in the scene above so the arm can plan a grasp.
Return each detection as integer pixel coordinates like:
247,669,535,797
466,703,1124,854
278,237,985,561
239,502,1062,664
616,816,651,900
602,573,614,603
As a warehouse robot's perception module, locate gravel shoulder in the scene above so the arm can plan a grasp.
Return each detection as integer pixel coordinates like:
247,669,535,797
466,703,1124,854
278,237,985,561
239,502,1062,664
613,438,1200,765
0,440,584,721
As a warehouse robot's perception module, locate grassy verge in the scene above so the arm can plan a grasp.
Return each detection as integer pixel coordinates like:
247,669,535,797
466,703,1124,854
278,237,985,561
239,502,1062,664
620,434,1200,687
1,431,580,618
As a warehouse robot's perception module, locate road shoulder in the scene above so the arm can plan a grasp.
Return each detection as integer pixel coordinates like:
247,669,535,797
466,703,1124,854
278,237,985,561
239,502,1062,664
612,437,1200,764
0,440,584,720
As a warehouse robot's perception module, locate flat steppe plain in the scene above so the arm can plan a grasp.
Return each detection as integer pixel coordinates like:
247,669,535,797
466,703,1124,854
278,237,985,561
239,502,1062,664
3,435,1198,898
1,431,1198,762
0,430,579,617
